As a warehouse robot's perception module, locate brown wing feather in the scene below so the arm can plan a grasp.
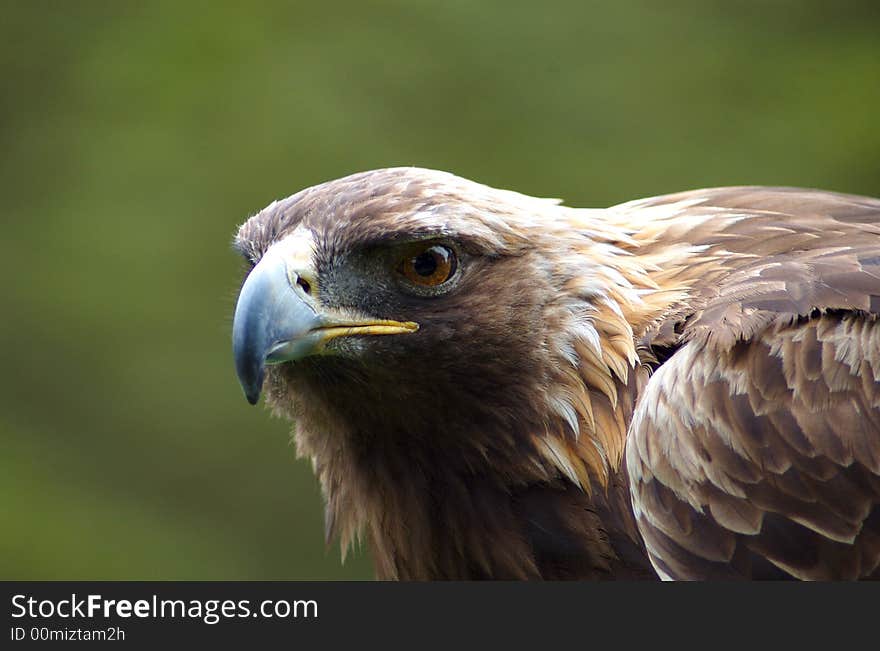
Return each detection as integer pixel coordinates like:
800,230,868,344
619,186,880,350
629,311,880,580
625,187,880,580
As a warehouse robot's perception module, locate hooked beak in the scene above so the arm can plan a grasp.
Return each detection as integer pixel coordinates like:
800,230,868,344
232,240,418,405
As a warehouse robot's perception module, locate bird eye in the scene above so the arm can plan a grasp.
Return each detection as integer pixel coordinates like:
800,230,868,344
397,244,457,287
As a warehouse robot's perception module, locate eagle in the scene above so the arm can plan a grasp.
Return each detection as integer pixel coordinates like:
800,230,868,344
231,167,880,580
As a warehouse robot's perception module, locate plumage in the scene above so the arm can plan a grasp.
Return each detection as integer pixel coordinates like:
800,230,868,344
231,167,880,580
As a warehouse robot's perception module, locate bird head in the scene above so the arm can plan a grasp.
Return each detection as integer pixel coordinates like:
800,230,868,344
232,167,655,487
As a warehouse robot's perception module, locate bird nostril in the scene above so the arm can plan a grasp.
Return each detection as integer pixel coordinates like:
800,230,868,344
296,276,312,295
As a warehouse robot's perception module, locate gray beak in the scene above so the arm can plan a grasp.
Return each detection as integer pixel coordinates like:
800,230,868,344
232,252,324,405
232,246,419,405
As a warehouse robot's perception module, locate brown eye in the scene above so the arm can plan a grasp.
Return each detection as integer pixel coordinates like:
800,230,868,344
398,244,457,287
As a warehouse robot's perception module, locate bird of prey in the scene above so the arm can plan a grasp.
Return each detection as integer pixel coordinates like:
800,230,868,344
231,167,880,580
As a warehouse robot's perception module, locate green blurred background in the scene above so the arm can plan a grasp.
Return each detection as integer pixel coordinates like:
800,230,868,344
2,0,878,579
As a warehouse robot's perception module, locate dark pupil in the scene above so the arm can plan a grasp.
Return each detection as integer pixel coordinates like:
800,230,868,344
412,251,438,276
